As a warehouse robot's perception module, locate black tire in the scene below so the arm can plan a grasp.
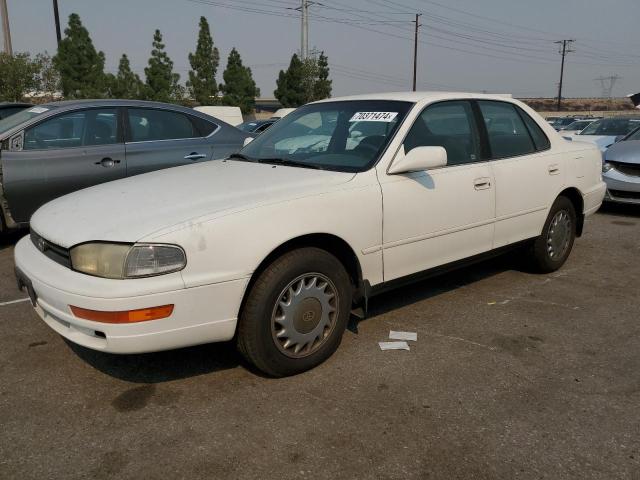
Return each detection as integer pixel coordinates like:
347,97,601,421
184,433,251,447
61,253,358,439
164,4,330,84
237,247,352,377
528,196,577,273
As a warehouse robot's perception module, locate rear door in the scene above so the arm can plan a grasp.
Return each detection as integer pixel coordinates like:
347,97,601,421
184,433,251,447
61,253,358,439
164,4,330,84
2,107,125,223
124,107,220,176
476,100,564,248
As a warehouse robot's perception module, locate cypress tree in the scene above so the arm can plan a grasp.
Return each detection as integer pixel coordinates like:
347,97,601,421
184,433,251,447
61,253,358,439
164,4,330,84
312,52,332,101
219,48,260,114
274,53,306,107
108,54,144,99
53,13,107,98
187,16,219,105
144,29,180,103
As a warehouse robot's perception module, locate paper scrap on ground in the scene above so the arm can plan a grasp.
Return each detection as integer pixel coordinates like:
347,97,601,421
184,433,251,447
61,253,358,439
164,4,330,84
389,331,417,342
379,341,410,351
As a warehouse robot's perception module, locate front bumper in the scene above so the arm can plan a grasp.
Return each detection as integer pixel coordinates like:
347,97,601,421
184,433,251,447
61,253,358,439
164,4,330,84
603,169,640,205
14,236,249,354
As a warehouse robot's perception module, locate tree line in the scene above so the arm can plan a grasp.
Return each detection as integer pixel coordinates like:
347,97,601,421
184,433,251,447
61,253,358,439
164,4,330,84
0,13,332,113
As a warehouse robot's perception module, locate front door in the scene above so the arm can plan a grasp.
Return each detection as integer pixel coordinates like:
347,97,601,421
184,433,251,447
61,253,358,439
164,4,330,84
2,107,125,223
378,100,496,282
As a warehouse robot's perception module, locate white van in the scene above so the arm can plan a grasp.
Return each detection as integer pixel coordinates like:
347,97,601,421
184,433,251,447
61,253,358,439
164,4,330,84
193,106,243,127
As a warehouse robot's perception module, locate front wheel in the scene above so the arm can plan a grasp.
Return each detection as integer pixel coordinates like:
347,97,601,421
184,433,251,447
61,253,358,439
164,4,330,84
237,247,352,377
528,196,577,273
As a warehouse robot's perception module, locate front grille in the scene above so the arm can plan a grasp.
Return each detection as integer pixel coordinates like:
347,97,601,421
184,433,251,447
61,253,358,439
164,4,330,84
609,189,640,200
30,230,71,268
611,161,640,177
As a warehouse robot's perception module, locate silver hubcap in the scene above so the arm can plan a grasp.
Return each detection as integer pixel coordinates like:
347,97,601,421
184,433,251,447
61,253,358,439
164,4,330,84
547,210,572,260
271,273,338,358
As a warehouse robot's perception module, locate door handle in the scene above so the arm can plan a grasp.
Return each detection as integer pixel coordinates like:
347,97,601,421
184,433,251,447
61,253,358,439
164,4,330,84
95,157,120,168
548,164,560,175
473,177,492,190
184,152,207,161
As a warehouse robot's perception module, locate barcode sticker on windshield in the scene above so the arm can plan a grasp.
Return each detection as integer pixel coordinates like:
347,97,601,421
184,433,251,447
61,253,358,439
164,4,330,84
27,106,49,114
349,112,398,122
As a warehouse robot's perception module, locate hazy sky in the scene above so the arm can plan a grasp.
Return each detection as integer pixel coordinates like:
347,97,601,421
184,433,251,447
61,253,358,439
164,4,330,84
4,0,640,98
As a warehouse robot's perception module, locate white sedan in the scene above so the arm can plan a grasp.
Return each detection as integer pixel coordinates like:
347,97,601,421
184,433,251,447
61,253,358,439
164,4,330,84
15,92,606,377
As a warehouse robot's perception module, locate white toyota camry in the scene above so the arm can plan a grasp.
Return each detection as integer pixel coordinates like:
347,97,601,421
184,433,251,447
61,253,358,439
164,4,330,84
15,92,606,376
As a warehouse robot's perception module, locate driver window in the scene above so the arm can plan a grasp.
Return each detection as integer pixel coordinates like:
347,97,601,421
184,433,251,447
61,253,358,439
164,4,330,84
404,101,480,166
23,109,118,150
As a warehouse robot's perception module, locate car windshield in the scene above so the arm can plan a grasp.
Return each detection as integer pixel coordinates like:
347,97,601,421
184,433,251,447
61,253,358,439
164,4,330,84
580,117,640,136
238,121,260,132
237,100,413,172
564,120,590,131
0,105,55,136
623,126,640,141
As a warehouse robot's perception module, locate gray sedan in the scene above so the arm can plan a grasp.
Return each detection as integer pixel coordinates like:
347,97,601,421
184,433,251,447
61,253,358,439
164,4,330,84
602,126,640,204
0,100,250,234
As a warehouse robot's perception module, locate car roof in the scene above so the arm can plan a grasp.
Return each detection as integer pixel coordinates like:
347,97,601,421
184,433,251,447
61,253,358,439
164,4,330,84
0,102,32,108
0,99,238,139
312,91,517,104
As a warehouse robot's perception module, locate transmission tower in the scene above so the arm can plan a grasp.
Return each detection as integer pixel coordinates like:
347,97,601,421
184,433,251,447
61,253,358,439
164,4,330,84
594,75,621,99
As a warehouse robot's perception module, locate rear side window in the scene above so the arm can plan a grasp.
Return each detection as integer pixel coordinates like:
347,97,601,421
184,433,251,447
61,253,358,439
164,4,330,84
517,107,550,151
190,115,218,136
478,101,535,159
23,108,118,150
127,108,198,142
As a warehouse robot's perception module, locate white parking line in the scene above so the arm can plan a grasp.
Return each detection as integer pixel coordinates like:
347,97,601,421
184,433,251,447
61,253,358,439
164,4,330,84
0,298,30,306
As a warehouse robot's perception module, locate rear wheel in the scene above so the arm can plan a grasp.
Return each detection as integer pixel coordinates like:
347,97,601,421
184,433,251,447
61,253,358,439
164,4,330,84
237,247,352,377
528,196,577,273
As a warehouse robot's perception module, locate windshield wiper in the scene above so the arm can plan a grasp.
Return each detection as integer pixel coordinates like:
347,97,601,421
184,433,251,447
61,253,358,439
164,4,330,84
227,153,257,162
256,158,324,170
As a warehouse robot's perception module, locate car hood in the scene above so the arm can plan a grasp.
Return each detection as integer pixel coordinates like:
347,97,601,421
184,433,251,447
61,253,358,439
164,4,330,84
31,160,356,248
604,140,640,163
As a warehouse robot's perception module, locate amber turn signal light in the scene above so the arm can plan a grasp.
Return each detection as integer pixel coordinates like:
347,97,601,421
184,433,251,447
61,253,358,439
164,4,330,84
69,304,174,324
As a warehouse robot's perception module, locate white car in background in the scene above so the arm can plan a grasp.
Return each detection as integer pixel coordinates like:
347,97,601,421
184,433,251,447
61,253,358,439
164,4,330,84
15,92,605,377
559,119,599,138
572,116,640,151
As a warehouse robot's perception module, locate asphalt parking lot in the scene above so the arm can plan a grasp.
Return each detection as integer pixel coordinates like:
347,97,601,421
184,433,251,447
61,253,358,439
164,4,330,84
0,205,639,480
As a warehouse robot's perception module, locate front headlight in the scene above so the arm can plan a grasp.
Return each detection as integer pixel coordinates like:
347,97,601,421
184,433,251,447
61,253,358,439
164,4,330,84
602,161,614,173
70,243,186,279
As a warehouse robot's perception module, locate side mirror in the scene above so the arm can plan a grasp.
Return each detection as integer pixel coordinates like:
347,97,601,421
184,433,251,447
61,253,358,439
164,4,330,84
243,137,254,147
388,146,447,174
9,131,24,151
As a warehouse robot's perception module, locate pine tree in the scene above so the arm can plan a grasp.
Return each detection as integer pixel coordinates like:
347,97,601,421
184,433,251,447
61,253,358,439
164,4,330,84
108,54,144,99
274,53,306,107
312,51,332,101
144,29,181,103
53,13,107,98
187,16,219,105
219,48,260,114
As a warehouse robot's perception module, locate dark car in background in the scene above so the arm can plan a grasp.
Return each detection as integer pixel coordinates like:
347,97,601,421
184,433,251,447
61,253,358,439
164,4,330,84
237,118,277,134
0,99,250,234
0,102,31,120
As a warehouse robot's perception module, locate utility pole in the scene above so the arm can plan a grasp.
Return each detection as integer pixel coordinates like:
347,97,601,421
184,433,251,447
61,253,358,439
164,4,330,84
0,0,12,56
301,0,309,59
53,0,62,47
554,39,575,111
412,13,421,91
